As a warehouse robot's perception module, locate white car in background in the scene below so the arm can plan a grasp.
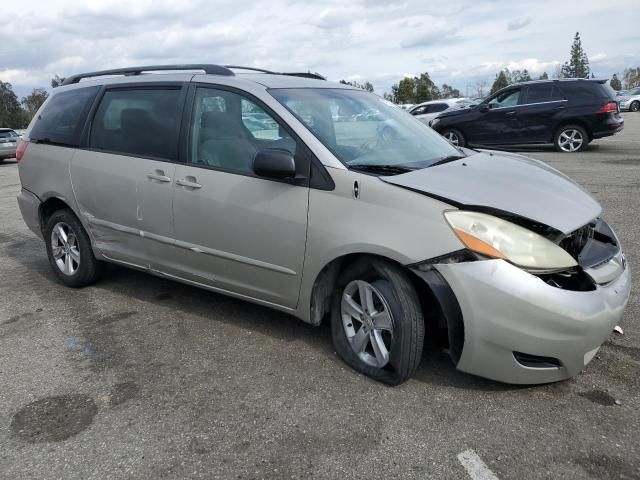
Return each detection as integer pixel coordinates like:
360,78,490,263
618,87,640,112
409,98,475,125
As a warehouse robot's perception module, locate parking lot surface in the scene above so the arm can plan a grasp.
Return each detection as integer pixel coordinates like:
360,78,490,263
1,115,639,480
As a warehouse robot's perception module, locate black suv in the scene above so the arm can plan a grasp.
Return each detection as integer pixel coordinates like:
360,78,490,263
430,79,623,152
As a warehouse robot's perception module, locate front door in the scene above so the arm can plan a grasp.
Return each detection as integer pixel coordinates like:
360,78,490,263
473,88,522,145
169,86,310,308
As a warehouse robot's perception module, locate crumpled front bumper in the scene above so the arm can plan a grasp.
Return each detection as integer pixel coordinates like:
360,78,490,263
433,258,631,384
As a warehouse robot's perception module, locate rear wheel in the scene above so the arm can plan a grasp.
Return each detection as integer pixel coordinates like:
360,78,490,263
631,101,640,112
331,258,425,386
44,209,104,288
441,129,466,147
554,125,588,153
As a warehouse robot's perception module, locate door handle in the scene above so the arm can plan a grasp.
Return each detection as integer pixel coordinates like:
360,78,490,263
505,111,517,116
147,172,171,183
176,178,202,189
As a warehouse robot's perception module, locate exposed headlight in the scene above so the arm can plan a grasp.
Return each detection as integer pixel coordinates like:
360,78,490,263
429,118,440,128
444,211,577,271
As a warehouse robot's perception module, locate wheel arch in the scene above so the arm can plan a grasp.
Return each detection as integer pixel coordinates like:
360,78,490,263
308,253,456,355
554,119,592,142
39,196,73,234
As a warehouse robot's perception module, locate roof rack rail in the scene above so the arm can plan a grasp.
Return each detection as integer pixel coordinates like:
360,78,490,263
224,65,326,81
62,64,235,85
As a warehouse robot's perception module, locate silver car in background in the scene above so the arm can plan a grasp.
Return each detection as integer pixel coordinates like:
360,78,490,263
409,98,475,125
0,128,20,161
619,87,640,112
16,65,631,386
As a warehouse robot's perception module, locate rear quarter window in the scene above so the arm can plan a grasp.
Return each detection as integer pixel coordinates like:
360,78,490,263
29,86,99,146
560,82,610,102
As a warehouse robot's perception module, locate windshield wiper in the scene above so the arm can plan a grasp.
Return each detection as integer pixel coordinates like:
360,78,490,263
428,155,466,168
348,164,418,175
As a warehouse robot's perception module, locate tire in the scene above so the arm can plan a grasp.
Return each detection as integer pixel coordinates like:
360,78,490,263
554,124,588,153
631,101,640,113
331,258,425,386
441,129,466,147
44,209,104,288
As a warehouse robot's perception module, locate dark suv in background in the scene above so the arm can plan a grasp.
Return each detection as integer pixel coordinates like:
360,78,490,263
430,79,623,152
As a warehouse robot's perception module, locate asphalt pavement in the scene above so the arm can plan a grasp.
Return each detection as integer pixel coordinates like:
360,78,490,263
0,114,639,479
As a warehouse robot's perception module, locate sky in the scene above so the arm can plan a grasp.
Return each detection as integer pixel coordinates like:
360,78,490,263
1,0,639,99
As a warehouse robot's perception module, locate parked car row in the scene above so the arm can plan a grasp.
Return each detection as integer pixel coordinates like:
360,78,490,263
0,128,20,161
426,79,624,153
617,87,640,112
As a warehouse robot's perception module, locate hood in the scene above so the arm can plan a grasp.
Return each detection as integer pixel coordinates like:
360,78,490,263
434,107,473,120
382,151,601,235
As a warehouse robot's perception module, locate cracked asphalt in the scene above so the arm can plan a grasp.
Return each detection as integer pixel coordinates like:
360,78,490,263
0,113,638,479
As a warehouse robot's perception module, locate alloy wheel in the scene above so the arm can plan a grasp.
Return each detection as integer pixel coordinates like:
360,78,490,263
51,222,80,276
558,128,584,152
341,280,394,368
444,131,460,146
631,102,640,112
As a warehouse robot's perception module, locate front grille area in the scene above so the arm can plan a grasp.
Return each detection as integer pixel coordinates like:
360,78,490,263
559,223,595,259
558,219,619,268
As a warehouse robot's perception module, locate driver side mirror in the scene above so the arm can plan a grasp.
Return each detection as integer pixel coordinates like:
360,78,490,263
479,104,490,113
253,149,296,179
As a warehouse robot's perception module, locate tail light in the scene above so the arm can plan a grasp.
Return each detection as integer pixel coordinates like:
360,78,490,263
595,102,618,114
16,140,28,162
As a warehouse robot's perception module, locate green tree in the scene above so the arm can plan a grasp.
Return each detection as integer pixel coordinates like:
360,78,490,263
396,77,416,104
51,75,66,88
21,88,49,121
440,84,461,98
610,74,622,91
561,32,590,78
414,73,435,103
0,81,27,128
538,72,549,80
622,67,640,89
490,71,509,94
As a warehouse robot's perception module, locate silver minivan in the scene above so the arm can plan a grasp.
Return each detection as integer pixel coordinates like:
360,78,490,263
17,65,631,385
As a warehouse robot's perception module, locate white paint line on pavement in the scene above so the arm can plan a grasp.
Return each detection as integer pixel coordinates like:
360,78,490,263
457,449,500,480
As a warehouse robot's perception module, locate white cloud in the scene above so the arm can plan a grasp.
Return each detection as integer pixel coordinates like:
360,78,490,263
507,17,532,31
0,0,639,98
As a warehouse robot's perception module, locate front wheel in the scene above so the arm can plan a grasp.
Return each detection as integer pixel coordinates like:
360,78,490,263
331,258,425,385
44,209,104,288
554,125,588,153
630,101,640,113
441,129,466,147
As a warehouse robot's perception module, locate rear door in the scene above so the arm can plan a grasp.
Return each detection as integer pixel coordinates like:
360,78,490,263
169,85,310,308
473,88,522,144
71,85,186,268
516,83,567,143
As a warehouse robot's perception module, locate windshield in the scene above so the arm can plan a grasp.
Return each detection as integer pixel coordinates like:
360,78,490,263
269,88,462,171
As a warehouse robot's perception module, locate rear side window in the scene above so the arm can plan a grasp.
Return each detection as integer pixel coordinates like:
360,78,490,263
523,84,565,104
560,82,609,102
30,86,99,146
89,88,183,161
429,103,449,113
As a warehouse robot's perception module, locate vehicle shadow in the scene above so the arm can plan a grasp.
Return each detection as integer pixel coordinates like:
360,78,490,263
0,158,18,166
3,235,542,391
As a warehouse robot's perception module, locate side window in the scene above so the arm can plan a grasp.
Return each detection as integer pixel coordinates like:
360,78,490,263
190,88,296,174
430,103,449,113
523,84,554,104
488,90,521,108
89,88,182,161
30,86,99,146
562,83,604,102
411,106,428,115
